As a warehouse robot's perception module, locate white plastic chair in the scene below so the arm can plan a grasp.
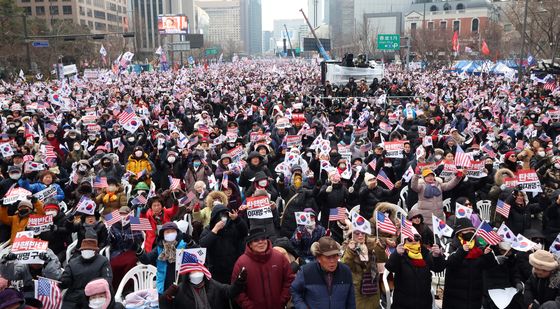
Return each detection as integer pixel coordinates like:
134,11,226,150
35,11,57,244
399,186,409,209
476,200,492,221
350,205,360,218
382,269,393,309
0,245,11,258
442,198,451,212
115,264,157,303
100,246,111,261
65,239,78,266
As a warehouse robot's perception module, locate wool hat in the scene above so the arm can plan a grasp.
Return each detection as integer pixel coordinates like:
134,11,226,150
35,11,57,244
0,288,24,309
44,198,60,212
246,227,268,243
364,172,375,183
529,250,559,271
84,278,111,304
311,236,341,257
79,238,99,251
18,199,33,209
453,218,475,235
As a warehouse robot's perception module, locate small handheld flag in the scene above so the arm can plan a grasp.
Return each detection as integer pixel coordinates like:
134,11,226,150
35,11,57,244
295,212,312,225
475,221,501,245
329,207,347,221
130,216,152,231
104,209,121,227
497,222,516,244
455,203,473,219
35,276,62,309
496,199,511,219
376,170,394,190
375,212,397,235
352,211,372,235
432,215,453,238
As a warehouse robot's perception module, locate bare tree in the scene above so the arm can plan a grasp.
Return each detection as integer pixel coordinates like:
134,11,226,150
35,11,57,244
504,0,560,61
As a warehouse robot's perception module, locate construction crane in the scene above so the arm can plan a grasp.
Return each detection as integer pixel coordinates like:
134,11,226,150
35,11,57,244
299,8,330,60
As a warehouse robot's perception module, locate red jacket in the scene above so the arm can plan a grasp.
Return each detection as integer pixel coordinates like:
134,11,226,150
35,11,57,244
141,203,178,252
231,240,294,309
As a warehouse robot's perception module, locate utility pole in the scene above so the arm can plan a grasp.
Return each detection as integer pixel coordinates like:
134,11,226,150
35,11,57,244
406,36,411,71
518,0,529,83
22,14,32,73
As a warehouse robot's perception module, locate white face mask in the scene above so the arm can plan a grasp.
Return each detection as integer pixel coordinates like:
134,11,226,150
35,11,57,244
555,164,560,170
81,250,96,259
79,165,87,172
46,210,58,217
258,180,268,187
167,156,176,163
538,151,546,157
135,151,143,157
164,232,177,242
74,145,81,151
435,155,442,161
89,297,106,309
127,137,135,142
107,185,117,192
9,173,21,180
189,271,204,284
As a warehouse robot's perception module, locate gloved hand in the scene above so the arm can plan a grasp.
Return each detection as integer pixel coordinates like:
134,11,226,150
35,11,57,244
38,252,50,262
133,243,143,256
325,229,331,237
515,282,524,293
3,253,17,261
295,231,302,240
495,255,508,265
348,186,354,194
163,283,178,302
326,186,333,193
50,224,58,232
531,300,540,309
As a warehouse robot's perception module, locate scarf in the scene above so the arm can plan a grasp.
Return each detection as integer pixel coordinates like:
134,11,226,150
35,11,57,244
158,240,177,263
357,243,369,262
190,282,211,309
404,242,426,267
102,192,118,204
460,237,483,259
424,184,442,198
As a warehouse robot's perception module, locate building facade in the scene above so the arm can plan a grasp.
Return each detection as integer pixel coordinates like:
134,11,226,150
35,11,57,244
241,0,262,55
16,0,128,33
197,0,242,50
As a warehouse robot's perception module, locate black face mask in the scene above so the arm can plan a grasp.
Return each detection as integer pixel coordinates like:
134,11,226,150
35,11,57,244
461,232,474,240
79,185,92,194
485,164,493,172
18,209,30,217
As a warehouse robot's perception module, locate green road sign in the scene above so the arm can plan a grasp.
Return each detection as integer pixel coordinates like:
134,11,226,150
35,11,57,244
205,48,218,56
377,34,401,50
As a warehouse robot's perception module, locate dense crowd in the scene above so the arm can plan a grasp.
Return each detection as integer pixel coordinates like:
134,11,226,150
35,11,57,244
0,58,559,309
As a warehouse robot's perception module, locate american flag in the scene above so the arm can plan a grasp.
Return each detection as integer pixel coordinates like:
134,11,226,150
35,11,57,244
131,194,147,206
44,122,57,133
136,169,147,179
168,176,181,190
544,79,556,91
401,216,416,240
376,170,394,190
178,251,212,278
496,199,511,219
475,221,502,245
385,245,395,258
93,176,108,188
130,216,152,231
104,209,121,227
482,143,496,159
454,145,472,168
221,173,229,189
35,277,62,309
25,122,36,137
368,158,377,171
118,106,136,125
376,212,397,235
329,207,347,221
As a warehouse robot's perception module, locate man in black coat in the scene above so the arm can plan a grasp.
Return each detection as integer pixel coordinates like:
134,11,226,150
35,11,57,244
60,238,113,309
358,172,401,220
524,250,560,309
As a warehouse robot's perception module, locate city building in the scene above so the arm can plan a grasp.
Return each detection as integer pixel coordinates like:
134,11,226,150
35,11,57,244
327,0,354,49
196,0,242,50
241,0,262,55
16,0,128,33
307,0,325,28
262,30,273,53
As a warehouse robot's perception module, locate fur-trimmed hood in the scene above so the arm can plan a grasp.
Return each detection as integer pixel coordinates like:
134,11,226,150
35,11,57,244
370,202,399,229
494,168,515,186
205,190,229,210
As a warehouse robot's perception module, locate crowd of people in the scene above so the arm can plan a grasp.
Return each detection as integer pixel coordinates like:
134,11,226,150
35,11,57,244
0,58,559,309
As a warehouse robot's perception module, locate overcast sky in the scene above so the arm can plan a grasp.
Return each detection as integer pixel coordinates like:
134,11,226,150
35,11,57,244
262,0,308,31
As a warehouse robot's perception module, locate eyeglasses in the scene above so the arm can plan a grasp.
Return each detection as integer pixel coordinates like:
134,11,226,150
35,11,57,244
251,237,267,243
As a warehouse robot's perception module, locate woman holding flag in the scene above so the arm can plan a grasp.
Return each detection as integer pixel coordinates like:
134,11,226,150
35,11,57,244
443,218,496,309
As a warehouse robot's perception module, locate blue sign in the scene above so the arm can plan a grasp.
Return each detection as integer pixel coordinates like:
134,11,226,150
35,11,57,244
32,41,49,48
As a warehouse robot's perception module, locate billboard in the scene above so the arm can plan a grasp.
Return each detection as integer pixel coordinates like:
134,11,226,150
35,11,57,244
158,15,188,34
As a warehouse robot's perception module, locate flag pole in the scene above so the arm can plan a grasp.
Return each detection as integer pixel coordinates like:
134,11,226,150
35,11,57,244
470,220,484,242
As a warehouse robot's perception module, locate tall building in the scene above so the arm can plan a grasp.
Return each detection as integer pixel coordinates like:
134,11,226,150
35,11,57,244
129,0,197,56
197,0,242,49
307,0,325,27
16,0,128,33
262,30,273,52
241,0,262,55
327,0,354,48
272,19,306,50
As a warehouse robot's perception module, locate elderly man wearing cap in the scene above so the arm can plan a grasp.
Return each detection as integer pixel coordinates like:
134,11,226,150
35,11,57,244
411,166,462,227
60,237,112,309
230,227,294,309
524,250,560,309
291,236,356,309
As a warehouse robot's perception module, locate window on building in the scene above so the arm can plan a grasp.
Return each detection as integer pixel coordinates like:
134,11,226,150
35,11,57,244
94,10,105,19
21,0,30,2
411,22,417,30
504,23,512,32
472,18,479,32
95,22,106,30
428,21,434,30
443,3,451,11
50,5,58,14
63,5,71,14
80,19,86,25
22,6,32,14
36,0,44,2
36,6,45,14
440,21,447,30
430,5,437,12
453,20,460,31
456,3,465,10
79,6,84,15
87,8,92,17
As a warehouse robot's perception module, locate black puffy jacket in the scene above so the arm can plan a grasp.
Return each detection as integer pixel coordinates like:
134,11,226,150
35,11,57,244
358,185,395,220
168,278,244,309
60,254,112,309
279,187,317,238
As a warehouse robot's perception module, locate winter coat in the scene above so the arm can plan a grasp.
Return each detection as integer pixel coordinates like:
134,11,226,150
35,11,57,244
108,222,144,258
524,272,560,307
137,237,186,294
340,238,380,309
482,254,524,309
542,168,560,197
504,198,543,236
39,211,72,257
170,277,244,309
544,201,560,245
290,225,326,262
97,163,125,181
184,165,213,190
198,191,228,228
0,201,44,243
95,186,128,215
13,248,62,294
279,188,318,238
140,203,178,252
442,240,497,309
238,159,272,190
60,254,113,309
17,179,65,201
358,184,396,220
66,220,109,252
231,240,294,309
318,183,350,224
385,247,445,309
411,174,461,227
291,261,356,309
125,154,154,177
199,204,248,284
